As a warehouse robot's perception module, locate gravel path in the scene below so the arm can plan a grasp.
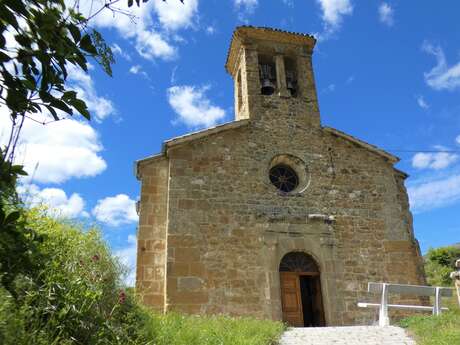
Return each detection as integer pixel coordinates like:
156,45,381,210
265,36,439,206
279,326,416,345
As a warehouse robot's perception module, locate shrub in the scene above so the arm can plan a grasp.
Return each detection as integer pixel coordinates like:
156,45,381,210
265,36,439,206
425,246,460,286
0,208,145,345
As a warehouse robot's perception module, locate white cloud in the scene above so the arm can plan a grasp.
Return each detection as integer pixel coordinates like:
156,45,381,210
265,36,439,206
412,149,459,170
315,0,353,37
456,135,460,145
167,85,226,128
1,32,114,124
111,43,132,61
134,29,177,60
235,0,258,9
115,234,137,286
378,3,394,26
422,41,460,91
170,66,178,84
18,184,88,218
206,26,216,35
129,64,149,79
152,0,198,31
92,194,138,227
77,0,199,61
323,83,336,93
0,112,106,184
67,64,115,122
408,174,460,213
129,65,142,74
416,95,429,109
234,0,258,21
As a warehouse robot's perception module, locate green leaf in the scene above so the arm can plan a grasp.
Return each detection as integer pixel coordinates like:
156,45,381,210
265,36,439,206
45,104,60,120
11,164,27,175
62,90,77,101
0,33,5,48
0,51,10,62
79,34,97,55
14,33,32,48
4,0,28,17
0,5,19,30
49,98,73,115
68,23,81,43
5,211,20,224
69,98,90,120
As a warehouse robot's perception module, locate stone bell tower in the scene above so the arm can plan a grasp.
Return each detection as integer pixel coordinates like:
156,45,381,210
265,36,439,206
225,26,321,127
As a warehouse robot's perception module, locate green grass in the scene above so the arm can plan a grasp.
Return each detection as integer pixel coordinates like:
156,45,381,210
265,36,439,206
140,312,286,345
400,306,460,345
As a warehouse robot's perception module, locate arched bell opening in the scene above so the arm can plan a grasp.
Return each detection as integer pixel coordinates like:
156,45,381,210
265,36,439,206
258,54,276,96
279,252,325,327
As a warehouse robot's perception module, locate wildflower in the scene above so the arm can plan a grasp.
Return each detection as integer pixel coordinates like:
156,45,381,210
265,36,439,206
118,290,126,304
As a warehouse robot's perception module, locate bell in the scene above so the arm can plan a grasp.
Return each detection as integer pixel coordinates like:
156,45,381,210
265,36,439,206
260,64,275,95
261,78,275,95
286,70,296,96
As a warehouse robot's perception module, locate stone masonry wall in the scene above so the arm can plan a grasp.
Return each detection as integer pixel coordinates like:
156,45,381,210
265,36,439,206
157,110,425,325
136,158,169,311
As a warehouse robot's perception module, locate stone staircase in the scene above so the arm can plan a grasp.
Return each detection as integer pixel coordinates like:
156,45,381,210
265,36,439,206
279,326,416,345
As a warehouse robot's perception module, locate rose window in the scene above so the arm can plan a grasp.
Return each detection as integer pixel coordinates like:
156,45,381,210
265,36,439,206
269,164,299,193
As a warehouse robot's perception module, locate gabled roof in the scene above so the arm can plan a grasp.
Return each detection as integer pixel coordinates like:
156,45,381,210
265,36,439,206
323,127,400,164
135,120,401,179
163,119,249,148
134,120,249,179
225,26,316,76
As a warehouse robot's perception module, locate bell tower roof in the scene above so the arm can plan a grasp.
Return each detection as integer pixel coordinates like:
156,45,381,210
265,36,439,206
225,26,316,76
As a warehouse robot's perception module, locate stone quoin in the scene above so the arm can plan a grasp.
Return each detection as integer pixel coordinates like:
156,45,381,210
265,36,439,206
134,26,426,326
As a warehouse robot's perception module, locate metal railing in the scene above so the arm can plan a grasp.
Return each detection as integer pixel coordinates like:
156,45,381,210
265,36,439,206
358,282,454,326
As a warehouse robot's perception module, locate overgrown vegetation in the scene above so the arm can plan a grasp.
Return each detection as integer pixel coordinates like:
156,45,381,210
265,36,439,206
400,309,460,345
0,208,146,344
424,246,460,286
400,245,460,345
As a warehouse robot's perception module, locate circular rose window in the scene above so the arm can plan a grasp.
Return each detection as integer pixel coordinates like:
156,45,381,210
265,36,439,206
269,164,299,193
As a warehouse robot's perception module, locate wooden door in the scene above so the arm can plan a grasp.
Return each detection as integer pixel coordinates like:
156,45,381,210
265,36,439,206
280,272,304,326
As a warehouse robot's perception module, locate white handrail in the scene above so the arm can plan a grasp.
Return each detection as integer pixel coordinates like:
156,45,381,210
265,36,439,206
358,282,454,326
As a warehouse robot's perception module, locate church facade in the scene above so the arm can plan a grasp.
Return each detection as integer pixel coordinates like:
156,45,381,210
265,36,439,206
134,26,426,326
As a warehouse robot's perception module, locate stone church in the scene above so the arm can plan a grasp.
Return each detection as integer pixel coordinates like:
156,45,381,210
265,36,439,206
134,26,426,326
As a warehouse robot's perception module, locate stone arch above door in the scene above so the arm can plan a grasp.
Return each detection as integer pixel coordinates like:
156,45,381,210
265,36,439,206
279,251,320,273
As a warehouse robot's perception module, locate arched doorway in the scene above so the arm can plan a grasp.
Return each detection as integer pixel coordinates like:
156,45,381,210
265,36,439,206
279,252,325,327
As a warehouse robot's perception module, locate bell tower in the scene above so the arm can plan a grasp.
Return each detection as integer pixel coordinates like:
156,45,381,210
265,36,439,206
225,26,320,127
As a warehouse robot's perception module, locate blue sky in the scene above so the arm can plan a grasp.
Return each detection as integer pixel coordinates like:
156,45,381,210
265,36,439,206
2,0,460,285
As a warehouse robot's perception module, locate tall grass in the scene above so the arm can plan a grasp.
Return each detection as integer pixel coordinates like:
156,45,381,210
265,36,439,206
400,298,460,345
140,312,286,345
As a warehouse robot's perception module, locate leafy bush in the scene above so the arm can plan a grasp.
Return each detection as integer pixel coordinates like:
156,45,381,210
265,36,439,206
425,246,460,286
0,208,145,345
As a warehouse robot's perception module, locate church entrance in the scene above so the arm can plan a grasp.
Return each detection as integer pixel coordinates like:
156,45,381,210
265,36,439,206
279,252,325,327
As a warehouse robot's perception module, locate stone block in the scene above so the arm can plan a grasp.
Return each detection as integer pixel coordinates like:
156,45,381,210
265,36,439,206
178,277,204,291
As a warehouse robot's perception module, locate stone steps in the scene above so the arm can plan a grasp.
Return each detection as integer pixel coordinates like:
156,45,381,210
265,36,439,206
279,326,416,345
